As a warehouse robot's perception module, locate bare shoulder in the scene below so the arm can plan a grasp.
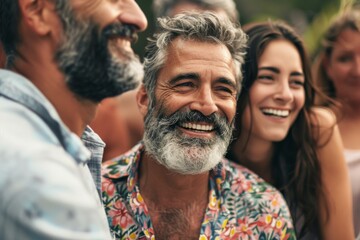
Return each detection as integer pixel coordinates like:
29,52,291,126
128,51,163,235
116,89,138,109
310,112,353,239
117,89,144,133
309,107,340,147
310,106,337,129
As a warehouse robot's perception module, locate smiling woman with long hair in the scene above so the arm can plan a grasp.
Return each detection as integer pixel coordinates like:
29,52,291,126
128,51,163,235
226,21,354,239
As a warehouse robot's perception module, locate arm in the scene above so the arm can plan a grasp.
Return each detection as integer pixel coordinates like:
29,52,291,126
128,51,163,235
0,148,112,240
311,107,354,239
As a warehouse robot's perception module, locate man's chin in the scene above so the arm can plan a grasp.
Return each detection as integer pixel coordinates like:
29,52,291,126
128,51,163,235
107,80,140,98
67,59,143,103
104,58,143,98
162,159,220,175
158,146,223,175
108,42,135,62
67,76,139,103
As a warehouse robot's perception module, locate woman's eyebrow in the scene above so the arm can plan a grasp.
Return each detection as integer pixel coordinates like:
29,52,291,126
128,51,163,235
290,72,304,76
258,66,280,73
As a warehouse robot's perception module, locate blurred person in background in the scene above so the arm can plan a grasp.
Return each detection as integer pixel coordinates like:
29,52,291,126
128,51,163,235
91,0,239,161
226,21,354,239
314,7,360,236
152,0,238,22
0,0,147,239
90,90,144,160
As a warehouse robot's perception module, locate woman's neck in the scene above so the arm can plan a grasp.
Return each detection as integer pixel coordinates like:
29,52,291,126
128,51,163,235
231,134,275,183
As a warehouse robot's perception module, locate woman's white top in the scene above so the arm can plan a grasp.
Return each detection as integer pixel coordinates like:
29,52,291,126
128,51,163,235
344,149,360,236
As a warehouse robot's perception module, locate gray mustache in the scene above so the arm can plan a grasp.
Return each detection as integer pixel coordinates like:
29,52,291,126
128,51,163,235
158,110,231,139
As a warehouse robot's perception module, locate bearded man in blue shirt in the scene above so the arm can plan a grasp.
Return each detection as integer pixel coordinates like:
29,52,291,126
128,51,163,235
0,0,147,239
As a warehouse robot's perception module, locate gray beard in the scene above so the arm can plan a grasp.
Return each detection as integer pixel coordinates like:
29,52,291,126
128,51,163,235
143,107,233,175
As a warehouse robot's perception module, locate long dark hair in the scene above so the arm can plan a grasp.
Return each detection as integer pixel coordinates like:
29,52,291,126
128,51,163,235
227,21,328,238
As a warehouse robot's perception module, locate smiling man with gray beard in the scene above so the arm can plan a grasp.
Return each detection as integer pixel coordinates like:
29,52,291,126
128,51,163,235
102,12,296,240
143,106,232,175
0,0,147,239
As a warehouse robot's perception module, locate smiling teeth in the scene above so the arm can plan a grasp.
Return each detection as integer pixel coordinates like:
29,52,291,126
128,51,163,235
262,108,290,117
181,123,214,131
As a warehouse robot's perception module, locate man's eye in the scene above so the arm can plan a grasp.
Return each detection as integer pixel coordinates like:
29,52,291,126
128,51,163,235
173,81,195,89
215,86,236,97
172,81,197,93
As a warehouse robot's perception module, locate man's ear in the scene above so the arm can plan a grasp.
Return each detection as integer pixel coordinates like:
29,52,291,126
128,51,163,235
18,0,54,36
136,84,149,117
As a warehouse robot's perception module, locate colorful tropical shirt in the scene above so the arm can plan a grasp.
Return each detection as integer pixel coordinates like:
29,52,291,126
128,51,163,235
102,143,296,240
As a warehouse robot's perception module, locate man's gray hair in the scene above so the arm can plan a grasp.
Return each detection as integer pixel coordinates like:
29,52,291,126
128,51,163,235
152,0,238,22
143,12,247,107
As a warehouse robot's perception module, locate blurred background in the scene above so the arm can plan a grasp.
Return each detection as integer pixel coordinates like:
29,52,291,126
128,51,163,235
133,0,359,60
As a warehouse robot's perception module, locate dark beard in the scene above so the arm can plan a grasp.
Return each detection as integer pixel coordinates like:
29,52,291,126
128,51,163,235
55,3,143,102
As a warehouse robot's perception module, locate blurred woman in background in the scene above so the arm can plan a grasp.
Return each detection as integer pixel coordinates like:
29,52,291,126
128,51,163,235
227,21,354,239
314,7,360,236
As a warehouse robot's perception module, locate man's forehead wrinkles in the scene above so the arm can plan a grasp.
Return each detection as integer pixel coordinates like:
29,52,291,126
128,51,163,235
170,46,233,67
173,61,236,79
70,0,103,18
180,59,231,68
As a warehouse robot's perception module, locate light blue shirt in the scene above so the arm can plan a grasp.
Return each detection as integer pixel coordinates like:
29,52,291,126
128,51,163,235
0,70,112,240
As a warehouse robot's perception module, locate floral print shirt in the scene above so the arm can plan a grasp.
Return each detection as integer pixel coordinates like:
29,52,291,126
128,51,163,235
102,143,296,240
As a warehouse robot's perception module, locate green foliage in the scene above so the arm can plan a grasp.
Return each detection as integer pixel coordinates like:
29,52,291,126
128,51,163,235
304,2,340,58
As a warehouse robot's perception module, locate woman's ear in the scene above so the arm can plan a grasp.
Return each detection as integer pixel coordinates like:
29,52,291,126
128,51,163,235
136,84,149,117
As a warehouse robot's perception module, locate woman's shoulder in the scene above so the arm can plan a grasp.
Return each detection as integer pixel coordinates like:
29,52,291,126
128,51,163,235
309,106,337,128
309,107,339,146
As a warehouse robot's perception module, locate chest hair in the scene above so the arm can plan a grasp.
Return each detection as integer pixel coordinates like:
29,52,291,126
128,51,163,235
147,201,207,240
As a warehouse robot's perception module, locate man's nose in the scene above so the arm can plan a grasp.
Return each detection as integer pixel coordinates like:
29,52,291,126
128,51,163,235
189,87,218,116
118,0,148,32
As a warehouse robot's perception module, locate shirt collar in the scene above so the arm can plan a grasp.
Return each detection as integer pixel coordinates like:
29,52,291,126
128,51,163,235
0,69,92,164
103,142,229,192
